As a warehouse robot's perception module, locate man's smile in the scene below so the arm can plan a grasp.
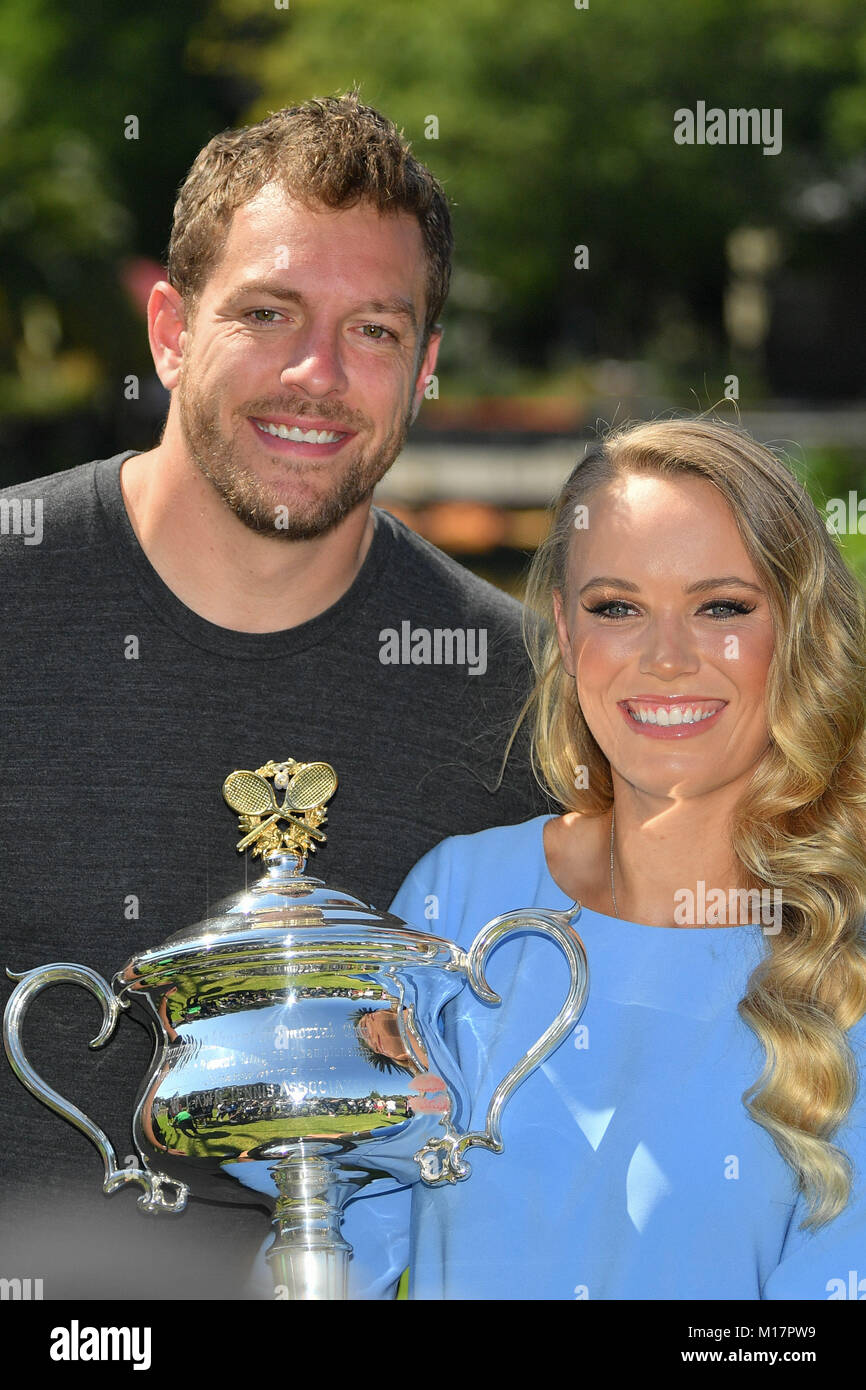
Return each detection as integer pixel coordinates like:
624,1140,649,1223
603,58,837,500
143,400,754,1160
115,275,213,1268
249,415,356,455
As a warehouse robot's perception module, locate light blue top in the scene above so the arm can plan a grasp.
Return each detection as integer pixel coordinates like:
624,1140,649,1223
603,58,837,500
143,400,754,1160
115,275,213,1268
337,814,866,1301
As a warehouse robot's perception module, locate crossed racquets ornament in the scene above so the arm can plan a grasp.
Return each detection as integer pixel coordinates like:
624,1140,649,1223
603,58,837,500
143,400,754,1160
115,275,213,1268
222,758,338,865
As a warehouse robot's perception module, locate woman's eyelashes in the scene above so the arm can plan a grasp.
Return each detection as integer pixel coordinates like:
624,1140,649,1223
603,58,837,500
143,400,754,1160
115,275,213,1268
582,598,757,621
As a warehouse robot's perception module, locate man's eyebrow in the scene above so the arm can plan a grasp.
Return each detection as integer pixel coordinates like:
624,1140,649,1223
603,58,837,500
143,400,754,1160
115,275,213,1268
226,279,418,327
228,279,305,303
358,297,418,328
579,575,764,597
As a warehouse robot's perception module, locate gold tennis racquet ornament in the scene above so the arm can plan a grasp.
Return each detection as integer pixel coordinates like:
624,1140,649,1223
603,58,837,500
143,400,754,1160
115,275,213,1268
3,754,589,1302
223,759,338,864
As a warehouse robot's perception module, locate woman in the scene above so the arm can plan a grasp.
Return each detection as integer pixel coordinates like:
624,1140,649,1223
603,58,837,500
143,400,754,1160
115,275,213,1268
342,415,866,1300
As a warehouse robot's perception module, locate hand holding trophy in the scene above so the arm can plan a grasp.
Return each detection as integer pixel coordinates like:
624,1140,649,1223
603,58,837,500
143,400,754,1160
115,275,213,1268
4,757,588,1300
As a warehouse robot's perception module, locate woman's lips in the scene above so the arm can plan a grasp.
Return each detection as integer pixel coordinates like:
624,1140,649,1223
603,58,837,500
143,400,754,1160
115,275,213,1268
617,699,727,739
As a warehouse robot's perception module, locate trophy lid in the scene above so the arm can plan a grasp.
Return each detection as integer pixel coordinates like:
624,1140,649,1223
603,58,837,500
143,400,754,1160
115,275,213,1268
118,759,460,991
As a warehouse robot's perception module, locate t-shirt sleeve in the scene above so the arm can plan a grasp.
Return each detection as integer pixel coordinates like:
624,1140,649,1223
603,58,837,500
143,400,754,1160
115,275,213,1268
762,1022,866,1300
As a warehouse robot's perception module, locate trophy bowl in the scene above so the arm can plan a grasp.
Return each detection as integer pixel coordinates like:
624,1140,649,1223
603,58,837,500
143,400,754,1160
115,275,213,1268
4,758,588,1300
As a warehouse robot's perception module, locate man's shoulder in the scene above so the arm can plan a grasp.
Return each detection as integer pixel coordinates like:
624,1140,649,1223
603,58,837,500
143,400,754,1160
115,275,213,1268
1,457,105,503
0,454,130,562
373,507,525,630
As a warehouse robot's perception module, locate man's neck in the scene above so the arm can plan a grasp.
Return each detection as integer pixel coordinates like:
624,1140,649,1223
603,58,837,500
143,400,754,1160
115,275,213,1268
119,444,377,634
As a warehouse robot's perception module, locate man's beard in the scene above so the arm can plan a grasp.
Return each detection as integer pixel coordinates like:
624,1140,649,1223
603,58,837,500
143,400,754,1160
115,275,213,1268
177,375,411,541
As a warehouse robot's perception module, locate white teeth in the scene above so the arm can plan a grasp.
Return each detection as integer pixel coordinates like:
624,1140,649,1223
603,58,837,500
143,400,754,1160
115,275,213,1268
626,703,720,726
255,420,343,444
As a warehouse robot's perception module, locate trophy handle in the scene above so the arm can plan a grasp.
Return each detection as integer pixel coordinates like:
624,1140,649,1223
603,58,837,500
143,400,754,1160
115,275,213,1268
3,963,188,1214
415,905,588,1185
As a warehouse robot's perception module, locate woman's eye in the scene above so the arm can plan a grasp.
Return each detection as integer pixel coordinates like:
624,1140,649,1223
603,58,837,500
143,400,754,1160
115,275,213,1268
584,601,634,619
584,599,756,621
702,600,756,619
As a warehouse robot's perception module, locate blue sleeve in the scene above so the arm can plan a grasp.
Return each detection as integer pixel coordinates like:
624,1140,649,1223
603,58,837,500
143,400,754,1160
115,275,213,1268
389,835,456,937
762,1023,866,1300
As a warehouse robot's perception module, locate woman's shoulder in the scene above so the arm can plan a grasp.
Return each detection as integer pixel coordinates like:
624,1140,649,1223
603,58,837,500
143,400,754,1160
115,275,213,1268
404,813,553,882
389,814,558,933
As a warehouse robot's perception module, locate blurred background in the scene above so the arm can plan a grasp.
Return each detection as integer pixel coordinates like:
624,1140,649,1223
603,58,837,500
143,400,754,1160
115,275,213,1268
1,0,865,592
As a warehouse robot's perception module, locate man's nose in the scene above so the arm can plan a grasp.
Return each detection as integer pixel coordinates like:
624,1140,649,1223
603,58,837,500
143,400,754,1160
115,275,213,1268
279,323,349,398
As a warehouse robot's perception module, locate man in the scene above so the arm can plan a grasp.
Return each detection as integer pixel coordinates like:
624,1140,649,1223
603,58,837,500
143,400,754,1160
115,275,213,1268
0,93,548,1299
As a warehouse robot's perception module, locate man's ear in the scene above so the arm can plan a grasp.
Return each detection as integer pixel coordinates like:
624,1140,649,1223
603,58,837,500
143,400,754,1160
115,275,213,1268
148,281,190,391
553,587,576,678
408,326,442,425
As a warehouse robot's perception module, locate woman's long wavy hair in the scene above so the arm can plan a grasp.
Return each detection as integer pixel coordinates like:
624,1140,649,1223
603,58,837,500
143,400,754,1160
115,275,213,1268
521,416,866,1229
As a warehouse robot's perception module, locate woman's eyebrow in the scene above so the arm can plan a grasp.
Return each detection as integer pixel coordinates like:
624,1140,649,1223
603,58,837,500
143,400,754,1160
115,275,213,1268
579,575,764,596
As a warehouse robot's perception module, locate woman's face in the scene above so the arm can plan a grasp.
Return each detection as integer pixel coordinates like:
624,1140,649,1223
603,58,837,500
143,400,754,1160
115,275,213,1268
553,472,776,801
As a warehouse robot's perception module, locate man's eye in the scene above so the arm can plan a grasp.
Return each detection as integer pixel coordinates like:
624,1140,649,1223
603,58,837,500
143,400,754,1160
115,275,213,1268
248,309,281,323
360,323,393,341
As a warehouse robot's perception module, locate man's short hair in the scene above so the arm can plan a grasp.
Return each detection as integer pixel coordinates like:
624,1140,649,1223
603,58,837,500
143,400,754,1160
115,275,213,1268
167,90,453,349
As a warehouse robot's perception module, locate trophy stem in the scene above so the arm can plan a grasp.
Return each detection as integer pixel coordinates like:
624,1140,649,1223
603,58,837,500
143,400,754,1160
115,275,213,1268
266,1153,351,1300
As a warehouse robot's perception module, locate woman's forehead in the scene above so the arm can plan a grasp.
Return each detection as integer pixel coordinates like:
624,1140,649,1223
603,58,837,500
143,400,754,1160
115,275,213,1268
564,475,755,582
577,475,741,540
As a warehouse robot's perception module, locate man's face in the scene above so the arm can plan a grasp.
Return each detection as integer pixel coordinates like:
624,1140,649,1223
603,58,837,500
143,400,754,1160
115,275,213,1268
173,183,439,539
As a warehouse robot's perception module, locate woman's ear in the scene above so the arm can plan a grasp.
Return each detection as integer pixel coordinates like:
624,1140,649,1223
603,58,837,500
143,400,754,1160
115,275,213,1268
552,588,576,678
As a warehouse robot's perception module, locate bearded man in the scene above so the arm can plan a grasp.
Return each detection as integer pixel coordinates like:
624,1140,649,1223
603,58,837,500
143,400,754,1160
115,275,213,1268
0,92,547,1299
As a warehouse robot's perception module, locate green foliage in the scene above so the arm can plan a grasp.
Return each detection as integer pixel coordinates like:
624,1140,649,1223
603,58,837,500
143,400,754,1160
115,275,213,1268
3,0,866,413
192,0,866,383
0,0,241,412
799,447,866,581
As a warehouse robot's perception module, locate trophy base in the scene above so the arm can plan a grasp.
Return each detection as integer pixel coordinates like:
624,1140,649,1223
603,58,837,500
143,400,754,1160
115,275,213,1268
265,1152,352,1300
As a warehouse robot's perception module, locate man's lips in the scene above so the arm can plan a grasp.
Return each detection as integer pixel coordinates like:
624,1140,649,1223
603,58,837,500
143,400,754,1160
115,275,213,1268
251,414,355,437
248,415,356,456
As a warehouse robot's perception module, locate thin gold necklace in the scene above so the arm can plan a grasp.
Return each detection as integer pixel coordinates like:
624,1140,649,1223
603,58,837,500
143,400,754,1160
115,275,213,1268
609,805,618,917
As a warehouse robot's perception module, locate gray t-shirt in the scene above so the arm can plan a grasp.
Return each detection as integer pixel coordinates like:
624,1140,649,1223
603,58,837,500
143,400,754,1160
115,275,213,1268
0,453,550,1298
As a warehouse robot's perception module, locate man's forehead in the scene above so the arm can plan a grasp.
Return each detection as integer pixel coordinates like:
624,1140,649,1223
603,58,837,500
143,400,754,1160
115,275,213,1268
191,187,430,327
220,184,426,275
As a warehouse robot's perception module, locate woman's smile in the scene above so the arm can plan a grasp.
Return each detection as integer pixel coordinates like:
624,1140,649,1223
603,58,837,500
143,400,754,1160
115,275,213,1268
617,696,728,738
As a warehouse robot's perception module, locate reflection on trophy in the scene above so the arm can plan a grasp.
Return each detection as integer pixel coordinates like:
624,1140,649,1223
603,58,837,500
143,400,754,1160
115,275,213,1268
3,757,589,1300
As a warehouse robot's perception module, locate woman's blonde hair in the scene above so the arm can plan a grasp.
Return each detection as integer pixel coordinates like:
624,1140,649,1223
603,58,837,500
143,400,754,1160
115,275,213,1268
522,415,866,1228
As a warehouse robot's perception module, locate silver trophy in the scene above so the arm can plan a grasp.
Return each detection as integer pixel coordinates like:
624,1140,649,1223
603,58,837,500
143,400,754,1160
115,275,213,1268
3,757,588,1300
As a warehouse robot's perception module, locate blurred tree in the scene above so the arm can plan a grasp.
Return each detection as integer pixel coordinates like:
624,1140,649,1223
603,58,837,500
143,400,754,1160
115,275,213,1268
0,0,245,426
191,0,866,395
2,0,866,480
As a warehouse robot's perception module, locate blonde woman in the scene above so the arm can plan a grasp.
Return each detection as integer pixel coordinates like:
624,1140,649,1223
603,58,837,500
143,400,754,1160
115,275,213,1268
340,416,866,1300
